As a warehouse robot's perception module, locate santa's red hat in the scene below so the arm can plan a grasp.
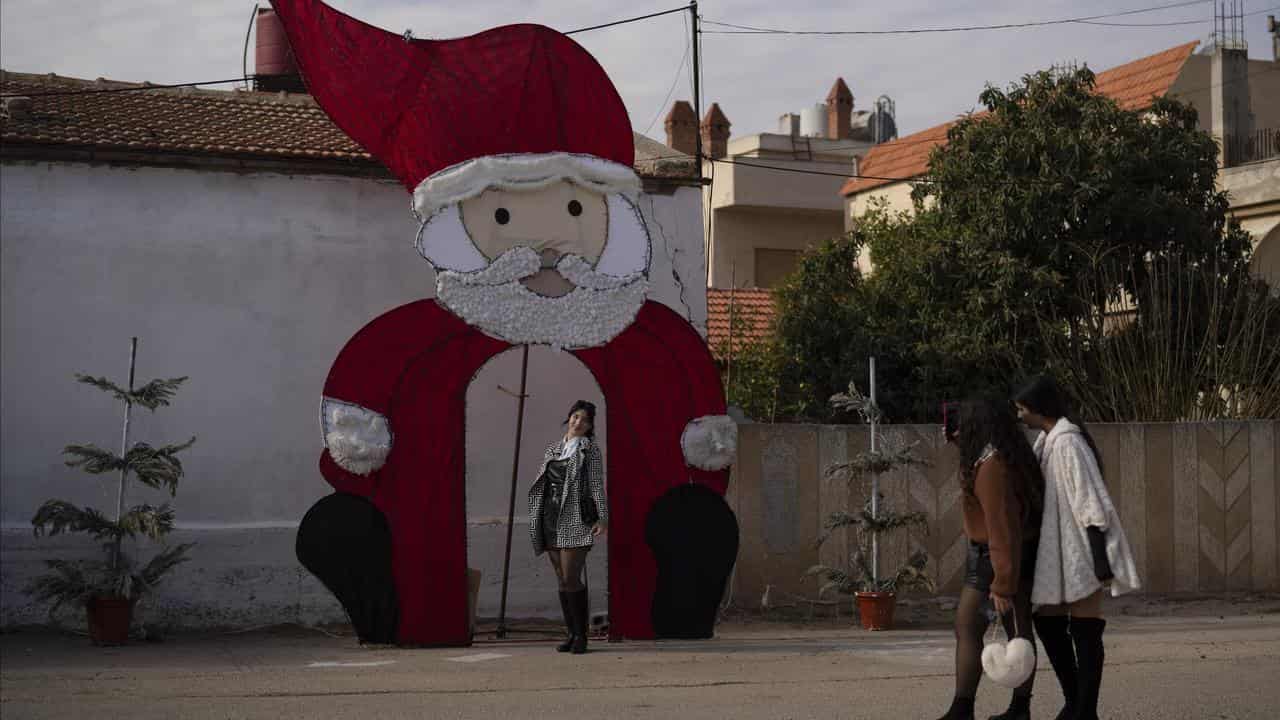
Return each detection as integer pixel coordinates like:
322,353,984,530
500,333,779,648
269,1,640,218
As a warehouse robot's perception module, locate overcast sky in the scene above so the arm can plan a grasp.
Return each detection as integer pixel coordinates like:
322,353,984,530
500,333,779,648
2,1,1276,141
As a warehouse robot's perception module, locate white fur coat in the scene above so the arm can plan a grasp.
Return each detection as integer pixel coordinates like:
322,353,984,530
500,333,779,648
1031,420,1141,606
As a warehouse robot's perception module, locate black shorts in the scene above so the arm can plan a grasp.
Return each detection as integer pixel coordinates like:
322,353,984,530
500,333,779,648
964,539,1038,593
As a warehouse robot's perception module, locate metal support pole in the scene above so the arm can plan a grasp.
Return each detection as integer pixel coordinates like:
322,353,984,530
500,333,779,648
869,356,878,584
495,345,531,639
113,337,138,570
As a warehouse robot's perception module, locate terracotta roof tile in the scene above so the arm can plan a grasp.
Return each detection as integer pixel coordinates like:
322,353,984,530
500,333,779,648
840,41,1199,196
840,120,956,195
705,287,775,358
0,71,695,178
1093,41,1199,110
1,72,369,163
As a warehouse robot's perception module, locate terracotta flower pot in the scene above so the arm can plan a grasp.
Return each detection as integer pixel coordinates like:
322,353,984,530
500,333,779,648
86,595,133,646
854,591,896,631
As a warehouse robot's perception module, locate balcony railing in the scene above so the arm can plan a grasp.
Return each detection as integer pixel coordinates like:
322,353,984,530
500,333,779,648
1223,127,1280,167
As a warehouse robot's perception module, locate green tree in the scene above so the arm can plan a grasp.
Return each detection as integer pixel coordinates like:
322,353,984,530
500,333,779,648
26,341,196,621
768,231,876,421
914,66,1253,325
744,65,1262,422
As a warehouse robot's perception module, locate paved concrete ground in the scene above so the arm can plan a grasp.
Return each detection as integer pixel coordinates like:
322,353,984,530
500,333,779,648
3,612,1278,719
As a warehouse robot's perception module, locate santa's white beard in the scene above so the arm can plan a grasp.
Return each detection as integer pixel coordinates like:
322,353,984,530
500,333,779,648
436,247,648,350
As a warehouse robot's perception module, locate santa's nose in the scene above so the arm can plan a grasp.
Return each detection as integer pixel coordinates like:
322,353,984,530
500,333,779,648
539,249,561,269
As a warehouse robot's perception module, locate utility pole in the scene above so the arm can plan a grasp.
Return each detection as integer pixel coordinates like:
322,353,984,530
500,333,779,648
690,1,702,181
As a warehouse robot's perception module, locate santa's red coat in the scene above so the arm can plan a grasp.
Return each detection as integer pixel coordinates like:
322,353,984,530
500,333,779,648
319,299,728,645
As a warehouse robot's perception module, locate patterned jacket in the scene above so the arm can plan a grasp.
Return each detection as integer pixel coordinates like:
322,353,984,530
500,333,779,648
527,436,608,554
1031,420,1141,605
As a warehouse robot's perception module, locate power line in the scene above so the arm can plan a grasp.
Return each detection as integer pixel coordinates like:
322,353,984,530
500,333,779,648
713,156,933,184
701,0,1212,36
564,5,691,35
0,5,695,99
761,63,1280,158
1077,5,1277,26
642,15,692,137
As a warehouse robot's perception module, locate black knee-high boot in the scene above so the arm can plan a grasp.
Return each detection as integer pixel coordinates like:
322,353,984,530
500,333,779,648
568,589,590,654
556,591,574,653
1034,615,1078,720
1072,618,1106,720
988,692,1032,720
934,696,975,720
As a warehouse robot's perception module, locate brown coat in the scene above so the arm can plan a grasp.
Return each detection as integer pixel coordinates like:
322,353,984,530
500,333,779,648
962,453,1024,597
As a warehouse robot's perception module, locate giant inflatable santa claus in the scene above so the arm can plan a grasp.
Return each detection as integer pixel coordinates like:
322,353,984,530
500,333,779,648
272,1,738,646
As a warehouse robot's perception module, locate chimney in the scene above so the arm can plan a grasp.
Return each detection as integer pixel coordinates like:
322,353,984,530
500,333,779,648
701,103,731,159
826,78,853,141
254,8,307,94
665,100,698,155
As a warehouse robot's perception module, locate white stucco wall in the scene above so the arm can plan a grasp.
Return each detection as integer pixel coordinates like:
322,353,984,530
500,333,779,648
0,160,705,630
1221,158,1280,289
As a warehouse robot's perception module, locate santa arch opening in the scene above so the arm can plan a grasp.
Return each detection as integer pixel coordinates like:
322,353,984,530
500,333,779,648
276,0,738,645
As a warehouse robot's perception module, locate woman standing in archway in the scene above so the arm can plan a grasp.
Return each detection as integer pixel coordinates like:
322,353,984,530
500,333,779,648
528,400,609,654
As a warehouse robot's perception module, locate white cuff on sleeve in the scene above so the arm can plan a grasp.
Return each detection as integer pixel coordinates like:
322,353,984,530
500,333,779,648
681,415,738,471
321,398,392,476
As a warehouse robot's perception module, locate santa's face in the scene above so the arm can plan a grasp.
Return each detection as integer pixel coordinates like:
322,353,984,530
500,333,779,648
460,181,608,298
421,180,651,350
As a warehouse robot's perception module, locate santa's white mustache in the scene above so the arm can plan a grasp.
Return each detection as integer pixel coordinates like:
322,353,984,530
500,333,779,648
449,246,643,289
435,245,649,350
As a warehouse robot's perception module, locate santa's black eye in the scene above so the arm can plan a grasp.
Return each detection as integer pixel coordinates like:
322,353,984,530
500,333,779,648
495,208,510,225
567,200,583,217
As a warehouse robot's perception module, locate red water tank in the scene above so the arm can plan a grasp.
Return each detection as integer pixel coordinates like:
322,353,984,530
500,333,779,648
255,8,305,93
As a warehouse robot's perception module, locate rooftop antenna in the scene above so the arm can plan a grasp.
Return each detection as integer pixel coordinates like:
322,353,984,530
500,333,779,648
1212,0,1248,52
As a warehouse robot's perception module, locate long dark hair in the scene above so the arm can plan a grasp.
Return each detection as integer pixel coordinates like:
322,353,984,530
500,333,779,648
563,399,597,439
956,394,1045,531
1014,375,1103,476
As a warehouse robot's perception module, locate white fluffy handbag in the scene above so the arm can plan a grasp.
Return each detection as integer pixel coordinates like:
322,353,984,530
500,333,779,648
982,612,1036,688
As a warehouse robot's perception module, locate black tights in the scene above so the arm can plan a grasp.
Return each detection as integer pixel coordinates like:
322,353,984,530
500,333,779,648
953,585,1036,700
546,548,588,592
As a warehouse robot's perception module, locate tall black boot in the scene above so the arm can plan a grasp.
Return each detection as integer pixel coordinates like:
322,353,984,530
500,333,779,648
556,591,574,653
934,696,975,720
568,589,589,654
1034,615,1079,720
988,693,1032,720
1072,618,1107,720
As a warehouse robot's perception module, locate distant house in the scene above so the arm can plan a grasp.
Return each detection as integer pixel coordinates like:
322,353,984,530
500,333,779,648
841,40,1280,286
662,79,899,290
